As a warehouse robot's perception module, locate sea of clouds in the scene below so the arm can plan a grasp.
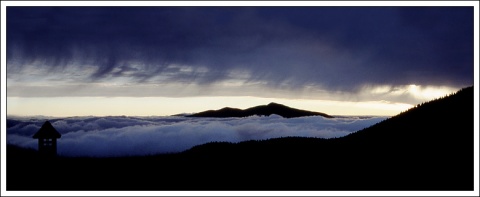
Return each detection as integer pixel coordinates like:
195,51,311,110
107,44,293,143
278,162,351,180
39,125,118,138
6,115,386,157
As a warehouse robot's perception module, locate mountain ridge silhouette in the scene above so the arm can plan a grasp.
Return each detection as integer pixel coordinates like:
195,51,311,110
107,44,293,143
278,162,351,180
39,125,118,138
187,102,334,118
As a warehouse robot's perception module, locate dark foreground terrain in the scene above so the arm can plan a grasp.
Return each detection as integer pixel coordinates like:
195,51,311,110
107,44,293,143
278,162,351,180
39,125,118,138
7,87,474,191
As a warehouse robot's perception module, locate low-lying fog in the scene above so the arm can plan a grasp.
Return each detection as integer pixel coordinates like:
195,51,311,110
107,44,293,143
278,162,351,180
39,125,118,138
7,115,386,157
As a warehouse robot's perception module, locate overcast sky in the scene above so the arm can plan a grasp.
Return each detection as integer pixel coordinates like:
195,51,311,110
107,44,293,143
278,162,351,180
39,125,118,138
5,5,474,116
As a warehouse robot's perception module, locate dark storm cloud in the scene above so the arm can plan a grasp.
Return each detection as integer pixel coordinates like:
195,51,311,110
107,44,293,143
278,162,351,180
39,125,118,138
7,6,473,92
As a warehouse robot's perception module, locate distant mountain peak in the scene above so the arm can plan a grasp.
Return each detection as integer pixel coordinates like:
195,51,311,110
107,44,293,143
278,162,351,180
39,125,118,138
267,102,285,107
187,103,333,118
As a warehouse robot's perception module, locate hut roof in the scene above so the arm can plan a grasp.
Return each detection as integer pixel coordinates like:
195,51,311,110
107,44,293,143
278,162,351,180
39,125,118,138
33,121,61,139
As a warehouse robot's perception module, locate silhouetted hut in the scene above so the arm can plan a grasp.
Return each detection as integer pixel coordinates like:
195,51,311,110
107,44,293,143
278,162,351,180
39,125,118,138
33,121,61,156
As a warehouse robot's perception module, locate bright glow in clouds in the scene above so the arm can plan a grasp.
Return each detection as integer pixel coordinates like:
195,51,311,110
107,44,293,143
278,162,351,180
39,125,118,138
405,84,456,100
360,84,458,103
6,115,386,157
7,96,413,117
388,84,455,99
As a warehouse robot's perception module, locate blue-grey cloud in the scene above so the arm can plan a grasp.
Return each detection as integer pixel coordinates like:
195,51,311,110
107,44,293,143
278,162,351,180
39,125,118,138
7,6,474,92
6,115,386,157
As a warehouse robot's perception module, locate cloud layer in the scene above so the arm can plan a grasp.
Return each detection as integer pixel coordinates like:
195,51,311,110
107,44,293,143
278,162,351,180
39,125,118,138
7,115,386,157
7,6,473,94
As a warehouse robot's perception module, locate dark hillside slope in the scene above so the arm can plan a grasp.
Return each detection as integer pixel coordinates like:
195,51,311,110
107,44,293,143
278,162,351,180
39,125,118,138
180,86,474,190
7,87,474,191
337,86,474,190
345,86,473,141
